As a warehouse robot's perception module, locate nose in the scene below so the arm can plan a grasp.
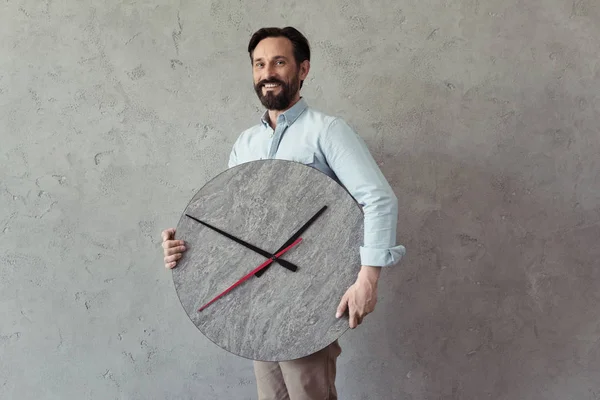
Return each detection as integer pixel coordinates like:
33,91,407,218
265,63,277,80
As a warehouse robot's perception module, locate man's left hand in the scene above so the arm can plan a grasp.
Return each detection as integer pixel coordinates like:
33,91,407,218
336,266,381,329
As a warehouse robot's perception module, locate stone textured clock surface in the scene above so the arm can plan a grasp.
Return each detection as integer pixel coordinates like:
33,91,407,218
172,159,363,362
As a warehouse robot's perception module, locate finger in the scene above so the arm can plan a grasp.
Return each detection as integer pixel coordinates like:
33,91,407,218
161,228,175,242
356,315,364,326
165,261,177,269
164,245,186,256
348,298,358,328
162,240,185,250
336,293,348,318
349,311,357,329
164,253,183,264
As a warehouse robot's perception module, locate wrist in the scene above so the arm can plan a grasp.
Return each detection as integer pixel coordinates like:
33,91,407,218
358,265,381,284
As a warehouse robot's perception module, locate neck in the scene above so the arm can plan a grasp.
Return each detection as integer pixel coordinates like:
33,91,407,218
266,95,301,129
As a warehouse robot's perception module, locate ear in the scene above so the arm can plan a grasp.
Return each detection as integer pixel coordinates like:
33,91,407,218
299,60,310,81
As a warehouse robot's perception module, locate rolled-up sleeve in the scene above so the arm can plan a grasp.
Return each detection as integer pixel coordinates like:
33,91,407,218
320,118,406,267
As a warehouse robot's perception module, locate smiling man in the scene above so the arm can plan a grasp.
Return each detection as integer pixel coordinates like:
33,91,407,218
161,26,405,400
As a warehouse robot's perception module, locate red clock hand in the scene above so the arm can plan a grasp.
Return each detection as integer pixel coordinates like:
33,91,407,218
198,237,303,312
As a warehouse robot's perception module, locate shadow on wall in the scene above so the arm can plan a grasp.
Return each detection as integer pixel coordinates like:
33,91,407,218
370,148,600,399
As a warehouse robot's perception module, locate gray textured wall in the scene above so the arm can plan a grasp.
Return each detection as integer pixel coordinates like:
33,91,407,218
1,0,599,399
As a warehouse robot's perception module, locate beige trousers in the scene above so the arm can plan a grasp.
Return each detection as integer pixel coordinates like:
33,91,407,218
253,341,342,400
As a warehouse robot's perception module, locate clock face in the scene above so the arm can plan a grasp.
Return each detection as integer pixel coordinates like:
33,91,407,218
172,159,363,362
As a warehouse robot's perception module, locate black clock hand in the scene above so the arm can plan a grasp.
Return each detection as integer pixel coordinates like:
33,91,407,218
255,205,328,278
185,214,298,272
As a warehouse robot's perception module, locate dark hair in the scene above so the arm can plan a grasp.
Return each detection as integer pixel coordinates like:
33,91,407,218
248,27,311,87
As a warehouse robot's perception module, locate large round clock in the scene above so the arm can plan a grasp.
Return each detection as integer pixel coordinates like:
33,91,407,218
172,159,363,362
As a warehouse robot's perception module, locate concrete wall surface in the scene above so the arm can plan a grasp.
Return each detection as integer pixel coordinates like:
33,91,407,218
1,0,599,399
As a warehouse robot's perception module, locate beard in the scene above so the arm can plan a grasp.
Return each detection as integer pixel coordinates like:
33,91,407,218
254,74,300,111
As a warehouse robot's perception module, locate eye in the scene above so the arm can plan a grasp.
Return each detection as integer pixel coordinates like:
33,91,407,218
276,60,285,66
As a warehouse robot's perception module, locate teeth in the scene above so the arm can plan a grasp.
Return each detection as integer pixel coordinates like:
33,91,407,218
264,83,279,88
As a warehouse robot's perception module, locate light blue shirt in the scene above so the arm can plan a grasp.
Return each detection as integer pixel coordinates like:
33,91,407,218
228,98,406,267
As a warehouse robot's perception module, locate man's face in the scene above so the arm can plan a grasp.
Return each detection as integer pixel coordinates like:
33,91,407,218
252,37,308,111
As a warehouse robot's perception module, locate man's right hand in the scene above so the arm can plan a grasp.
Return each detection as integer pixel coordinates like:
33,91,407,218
162,228,186,269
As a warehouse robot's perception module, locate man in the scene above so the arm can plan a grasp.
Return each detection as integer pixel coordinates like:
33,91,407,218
161,26,405,400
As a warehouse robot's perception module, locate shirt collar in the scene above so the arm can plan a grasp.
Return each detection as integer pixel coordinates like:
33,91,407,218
260,97,308,128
